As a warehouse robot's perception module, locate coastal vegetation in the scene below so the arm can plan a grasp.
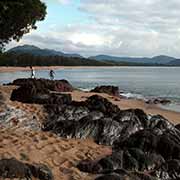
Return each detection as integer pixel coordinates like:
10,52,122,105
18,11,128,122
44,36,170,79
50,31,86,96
0,0,46,52
1,52,179,66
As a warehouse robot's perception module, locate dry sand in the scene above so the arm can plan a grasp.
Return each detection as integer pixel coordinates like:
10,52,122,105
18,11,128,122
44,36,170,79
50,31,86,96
0,129,111,180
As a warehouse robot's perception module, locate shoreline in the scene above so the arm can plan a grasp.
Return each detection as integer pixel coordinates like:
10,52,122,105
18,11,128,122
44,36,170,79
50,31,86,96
1,67,180,124
1,84,180,125
0,66,119,73
1,66,179,73
66,90,180,125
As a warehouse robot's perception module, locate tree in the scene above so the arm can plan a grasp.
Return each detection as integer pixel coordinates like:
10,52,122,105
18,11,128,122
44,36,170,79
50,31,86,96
0,0,46,52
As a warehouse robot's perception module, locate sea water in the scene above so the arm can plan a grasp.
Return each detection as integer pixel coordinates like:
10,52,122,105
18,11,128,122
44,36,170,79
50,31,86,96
1,66,180,112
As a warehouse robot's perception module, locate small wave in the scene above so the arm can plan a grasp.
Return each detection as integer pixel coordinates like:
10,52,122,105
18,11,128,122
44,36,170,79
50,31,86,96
120,92,146,100
158,103,180,113
78,87,92,92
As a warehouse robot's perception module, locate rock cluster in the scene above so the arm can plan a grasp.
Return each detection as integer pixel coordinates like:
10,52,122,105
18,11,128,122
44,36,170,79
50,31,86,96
9,78,73,93
42,96,180,179
8,78,180,180
0,158,53,180
10,78,72,104
145,98,171,105
90,85,120,96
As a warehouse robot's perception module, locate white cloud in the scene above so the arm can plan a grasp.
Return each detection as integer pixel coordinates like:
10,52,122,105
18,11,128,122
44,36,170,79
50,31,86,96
68,33,110,46
57,0,70,5
7,0,180,57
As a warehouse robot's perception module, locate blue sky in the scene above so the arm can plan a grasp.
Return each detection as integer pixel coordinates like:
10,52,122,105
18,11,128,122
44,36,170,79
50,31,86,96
38,0,88,32
7,0,180,57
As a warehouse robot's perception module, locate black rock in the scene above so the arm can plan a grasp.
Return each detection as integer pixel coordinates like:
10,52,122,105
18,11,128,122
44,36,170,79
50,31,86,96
90,85,120,96
85,95,121,117
0,158,53,180
27,163,54,180
146,98,171,105
9,78,73,92
11,85,72,105
8,79,180,180
95,174,123,180
0,158,31,179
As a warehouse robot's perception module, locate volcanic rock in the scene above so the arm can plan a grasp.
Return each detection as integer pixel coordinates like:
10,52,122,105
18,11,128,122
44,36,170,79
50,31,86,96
9,78,73,92
146,98,171,105
90,85,120,96
0,158,53,180
10,85,72,104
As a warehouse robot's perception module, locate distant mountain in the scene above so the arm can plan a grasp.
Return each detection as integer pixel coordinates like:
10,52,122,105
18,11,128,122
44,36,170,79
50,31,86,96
89,55,176,65
8,45,83,58
167,59,180,65
7,45,180,65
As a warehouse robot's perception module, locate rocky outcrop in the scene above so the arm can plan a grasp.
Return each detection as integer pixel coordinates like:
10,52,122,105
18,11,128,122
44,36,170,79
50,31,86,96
11,85,72,104
0,158,53,180
43,95,123,145
27,163,54,180
95,171,156,180
76,114,180,179
41,90,180,179
7,78,180,180
9,78,73,92
145,98,171,105
90,85,120,96
10,79,72,104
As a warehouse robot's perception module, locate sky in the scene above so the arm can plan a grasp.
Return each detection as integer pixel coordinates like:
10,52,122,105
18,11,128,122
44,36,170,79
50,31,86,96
7,0,180,57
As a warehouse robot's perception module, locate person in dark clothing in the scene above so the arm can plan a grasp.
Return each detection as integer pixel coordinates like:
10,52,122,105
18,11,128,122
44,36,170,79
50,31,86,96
30,66,35,78
49,69,55,80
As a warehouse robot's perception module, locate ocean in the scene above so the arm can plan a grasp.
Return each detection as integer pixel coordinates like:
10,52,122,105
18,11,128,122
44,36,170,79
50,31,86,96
1,66,180,112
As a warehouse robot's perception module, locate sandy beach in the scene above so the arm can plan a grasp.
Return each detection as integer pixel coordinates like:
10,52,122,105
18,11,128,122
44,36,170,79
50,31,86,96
0,66,115,73
1,84,180,125
1,66,180,125
0,85,112,180
1,80,180,179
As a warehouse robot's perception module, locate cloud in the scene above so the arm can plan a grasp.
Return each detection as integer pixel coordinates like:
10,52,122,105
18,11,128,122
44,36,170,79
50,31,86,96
57,0,71,5
7,0,180,57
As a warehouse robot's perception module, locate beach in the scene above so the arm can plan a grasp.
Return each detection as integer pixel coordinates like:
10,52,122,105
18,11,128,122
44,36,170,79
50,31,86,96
0,85,112,180
1,78,180,179
1,83,180,125
0,66,114,73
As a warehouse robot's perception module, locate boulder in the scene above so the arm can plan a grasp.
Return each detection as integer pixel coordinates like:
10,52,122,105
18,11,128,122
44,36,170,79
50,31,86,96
9,78,73,92
0,158,31,179
10,85,72,104
27,163,54,180
90,85,120,96
175,123,180,131
0,158,53,180
146,98,171,105
85,95,121,117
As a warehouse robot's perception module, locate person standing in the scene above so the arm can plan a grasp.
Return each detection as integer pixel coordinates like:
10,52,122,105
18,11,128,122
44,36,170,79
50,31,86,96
49,69,55,80
30,66,35,78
